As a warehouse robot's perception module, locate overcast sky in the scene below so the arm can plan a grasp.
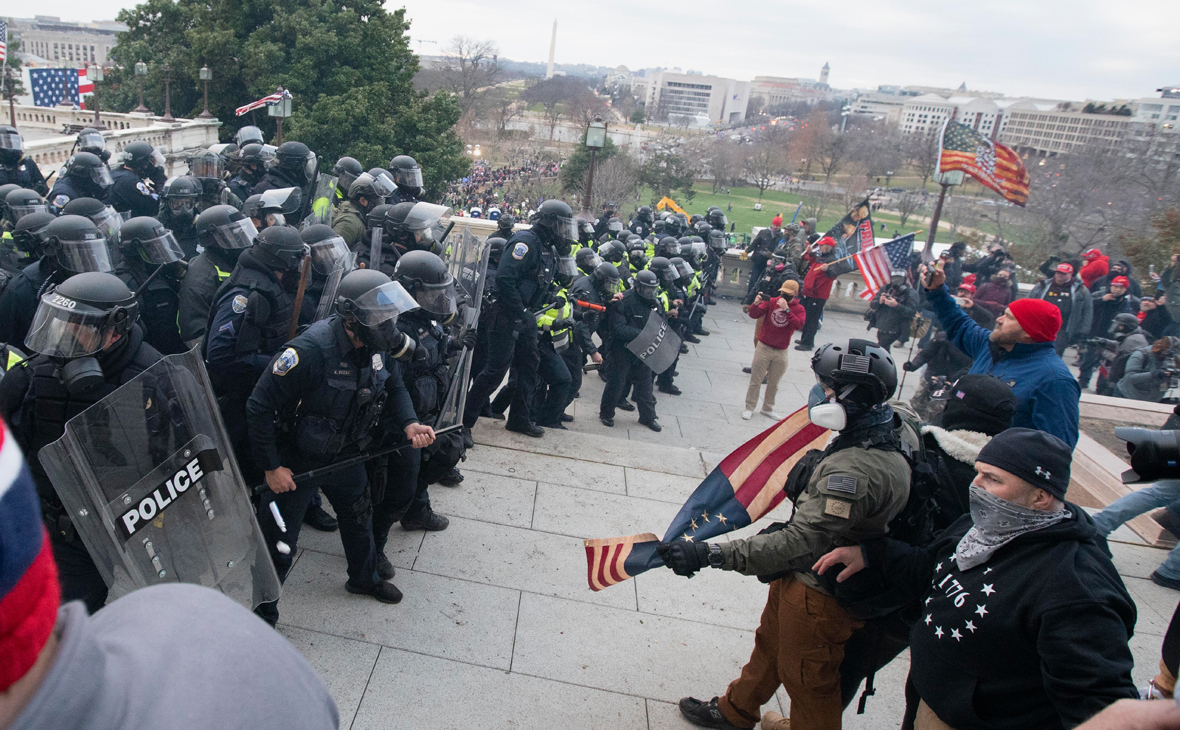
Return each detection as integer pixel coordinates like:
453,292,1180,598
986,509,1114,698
30,0,1180,101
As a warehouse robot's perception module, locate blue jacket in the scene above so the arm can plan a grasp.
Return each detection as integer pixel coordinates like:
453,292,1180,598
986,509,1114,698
928,284,1081,447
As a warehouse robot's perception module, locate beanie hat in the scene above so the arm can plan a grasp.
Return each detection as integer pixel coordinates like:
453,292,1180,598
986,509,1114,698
779,279,799,296
976,427,1071,501
1007,298,1062,343
0,421,61,691
771,216,782,227
962,273,977,286
1112,276,1130,287
939,374,1016,436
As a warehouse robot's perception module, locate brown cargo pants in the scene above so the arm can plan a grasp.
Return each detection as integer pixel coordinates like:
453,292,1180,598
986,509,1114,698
718,575,862,730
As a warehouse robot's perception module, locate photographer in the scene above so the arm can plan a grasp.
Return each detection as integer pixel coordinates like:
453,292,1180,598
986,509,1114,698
1142,295,1177,340
866,272,919,350
1079,278,1135,390
1116,336,1180,403
742,280,805,420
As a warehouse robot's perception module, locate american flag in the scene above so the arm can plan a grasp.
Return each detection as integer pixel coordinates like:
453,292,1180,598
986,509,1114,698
77,67,93,94
29,68,81,108
854,233,915,301
0,21,7,65
235,88,291,117
938,119,1030,207
584,407,829,591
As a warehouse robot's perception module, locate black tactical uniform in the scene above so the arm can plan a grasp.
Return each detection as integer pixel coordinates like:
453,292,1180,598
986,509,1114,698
570,262,619,400
108,141,166,218
0,126,48,195
177,205,256,346
600,273,661,428
47,152,111,213
387,154,424,205
116,216,187,355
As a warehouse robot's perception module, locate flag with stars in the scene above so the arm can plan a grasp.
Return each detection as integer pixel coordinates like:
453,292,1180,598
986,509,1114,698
584,407,830,591
854,233,915,301
937,119,1030,207
29,68,81,108
0,21,8,65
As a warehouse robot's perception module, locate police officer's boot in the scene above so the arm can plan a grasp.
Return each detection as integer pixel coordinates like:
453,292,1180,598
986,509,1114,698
401,507,450,532
303,503,339,532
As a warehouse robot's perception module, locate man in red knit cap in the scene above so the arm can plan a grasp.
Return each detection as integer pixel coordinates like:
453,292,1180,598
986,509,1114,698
922,265,1082,446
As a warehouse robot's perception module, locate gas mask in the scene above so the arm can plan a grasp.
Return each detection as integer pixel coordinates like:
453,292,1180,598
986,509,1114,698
807,382,847,431
57,357,105,396
356,318,417,361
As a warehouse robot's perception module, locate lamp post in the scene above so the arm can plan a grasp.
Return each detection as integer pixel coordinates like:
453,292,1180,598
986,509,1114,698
161,63,175,122
134,60,149,113
581,117,607,219
923,170,964,261
198,65,213,119
3,68,15,129
267,86,291,143
89,64,104,129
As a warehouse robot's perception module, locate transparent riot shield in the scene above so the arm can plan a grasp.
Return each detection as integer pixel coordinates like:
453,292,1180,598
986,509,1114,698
434,227,491,429
304,173,339,229
39,347,281,610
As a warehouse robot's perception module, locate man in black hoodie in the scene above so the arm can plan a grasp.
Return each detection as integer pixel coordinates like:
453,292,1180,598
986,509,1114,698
815,428,1138,730
1091,259,1141,298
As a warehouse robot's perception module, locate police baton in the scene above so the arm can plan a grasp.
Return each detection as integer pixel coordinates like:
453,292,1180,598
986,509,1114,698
287,254,313,341
250,423,464,496
437,220,456,246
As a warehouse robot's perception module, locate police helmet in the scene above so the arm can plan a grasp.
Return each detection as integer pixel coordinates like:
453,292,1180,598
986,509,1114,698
196,205,257,251
0,126,23,165
575,246,603,274
652,219,667,235
160,176,201,222
531,200,577,244
708,230,727,251
335,268,419,354
487,236,507,267
242,187,302,228
121,141,165,173
393,250,458,322
497,214,516,236
349,172,395,206
648,256,676,285
389,155,423,191
811,338,897,406
669,256,693,280
696,222,713,238
637,205,653,221
689,214,703,227
12,211,56,259
607,216,624,234
655,236,681,258
63,152,113,191
300,224,352,275
633,269,658,302
120,216,185,266
25,272,139,359
187,149,224,180
599,239,626,263
40,216,114,275
332,156,363,192
366,204,396,233
251,225,308,273
592,261,621,293
273,141,316,182
234,125,265,148
238,143,274,172
5,188,47,225
62,197,122,246
705,208,727,229
75,127,108,161
0,184,21,216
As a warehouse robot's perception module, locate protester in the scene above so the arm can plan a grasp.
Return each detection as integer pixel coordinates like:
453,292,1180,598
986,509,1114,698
866,272,919,350
973,269,1013,318
742,280,805,420
1081,248,1111,289
1116,337,1180,403
1030,262,1094,356
795,236,839,351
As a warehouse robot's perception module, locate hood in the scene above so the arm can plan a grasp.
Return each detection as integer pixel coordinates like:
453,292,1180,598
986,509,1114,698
921,425,991,465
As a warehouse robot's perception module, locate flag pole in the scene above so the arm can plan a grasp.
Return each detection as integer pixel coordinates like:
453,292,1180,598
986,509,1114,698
823,231,922,267
924,182,949,263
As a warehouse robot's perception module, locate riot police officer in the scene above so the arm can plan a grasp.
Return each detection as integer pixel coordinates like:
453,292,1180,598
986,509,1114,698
0,215,115,347
629,205,653,239
571,261,621,401
47,152,112,213
248,269,431,622
157,176,203,258
372,201,449,273
0,272,162,612
116,216,188,354
108,140,166,218
242,187,302,232
495,213,516,241
233,124,266,148
228,143,273,202
253,141,316,225
575,246,602,278
205,225,307,483
74,127,110,163
178,205,257,346
7,210,55,278
600,269,662,431
594,201,618,239
332,156,363,204
462,199,575,439
4,187,48,229
333,172,395,250
299,223,353,323
388,154,424,204
0,125,48,195
189,148,241,211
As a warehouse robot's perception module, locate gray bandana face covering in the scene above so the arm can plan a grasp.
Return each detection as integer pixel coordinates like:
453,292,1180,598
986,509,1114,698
954,485,1067,571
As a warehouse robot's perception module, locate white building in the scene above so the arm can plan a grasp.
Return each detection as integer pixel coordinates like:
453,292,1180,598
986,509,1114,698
639,71,749,126
3,15,125,67
850,92,907,125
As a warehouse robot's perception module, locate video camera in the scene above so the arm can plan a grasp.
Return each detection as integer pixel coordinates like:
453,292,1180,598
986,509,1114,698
1116,428,1180,482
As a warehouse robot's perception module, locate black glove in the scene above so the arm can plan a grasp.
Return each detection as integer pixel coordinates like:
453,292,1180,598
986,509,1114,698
461,328,478,350
656,541,711,578
902,361,917,372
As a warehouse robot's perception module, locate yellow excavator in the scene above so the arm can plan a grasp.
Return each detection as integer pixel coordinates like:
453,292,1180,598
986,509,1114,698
655,196,687,217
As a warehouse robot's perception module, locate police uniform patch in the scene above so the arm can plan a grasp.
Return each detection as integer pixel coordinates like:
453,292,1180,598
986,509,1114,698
273,348,299,376
232,294,249,314
371,353,384,371
52,194,70,209
824,498,851,519
512,242,528,260
136,181,151,195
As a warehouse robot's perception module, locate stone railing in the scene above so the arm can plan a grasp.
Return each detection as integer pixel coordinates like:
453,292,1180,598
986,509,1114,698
13,105,221,179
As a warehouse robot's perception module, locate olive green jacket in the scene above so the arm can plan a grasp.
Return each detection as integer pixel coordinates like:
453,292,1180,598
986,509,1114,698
719,446,910,594
332,200,366,250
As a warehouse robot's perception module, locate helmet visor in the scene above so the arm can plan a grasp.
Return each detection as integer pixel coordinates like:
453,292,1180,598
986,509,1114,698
310,235,351,275
25,295,122,358
90,206,122,245
393,166,423,189
555,256,578,278
714,213,728,227
352,280,420,326
212,218,258,249
90,165,114,190
370,172,397,199
235,126,265,146
303,152,318,181
190,155,224,179
415,278,459,320
404,202,451,244
635,281,657,302
665,241,682,255
137,230,185,265
56,232,114,273
549,215,579,243
0,129,23,151
77,131,104,151
581,252,603,269
709,233,726,251
259,187,302,214
608,219,623,232
10,203,48,223
674,260,694,279
690,241,707,257
657,267,677,285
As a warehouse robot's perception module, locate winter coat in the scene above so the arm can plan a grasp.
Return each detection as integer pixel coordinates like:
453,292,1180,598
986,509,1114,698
870,285,919,335
928,284,1081,447
1117,347,1174,402
1141,305,1174,340
802,248,838,299
1162,264,1180,321
1080,254,1109,288
863,506,1137,730
974,280,1012,317
1090,260,1141,298
911,333,973,378
919,425,992,528
1029,278,1093,342
1088,290,1134,337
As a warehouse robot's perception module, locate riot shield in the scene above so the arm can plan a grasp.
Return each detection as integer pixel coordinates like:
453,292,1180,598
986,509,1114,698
434,227,491,429
626,311,683,374
38,347,281,610
304,173,339,229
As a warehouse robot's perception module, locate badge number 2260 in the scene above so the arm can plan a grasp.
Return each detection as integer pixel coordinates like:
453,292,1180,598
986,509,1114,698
50,295,77,309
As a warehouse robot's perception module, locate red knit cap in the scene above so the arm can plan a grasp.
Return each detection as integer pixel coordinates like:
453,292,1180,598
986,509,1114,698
1008,298,1062,343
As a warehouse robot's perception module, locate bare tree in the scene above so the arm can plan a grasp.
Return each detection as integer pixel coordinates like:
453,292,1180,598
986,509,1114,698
565,90,608,133
893,190,924,228
438,36,501,113
569,155,640,212
815,131,852,187
904,130,941,188
743,127,790,201
705,138,741,193
521,76,592,140
800,192,832,225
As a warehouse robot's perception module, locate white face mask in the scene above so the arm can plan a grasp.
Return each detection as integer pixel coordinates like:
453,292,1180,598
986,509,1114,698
807,382,847,431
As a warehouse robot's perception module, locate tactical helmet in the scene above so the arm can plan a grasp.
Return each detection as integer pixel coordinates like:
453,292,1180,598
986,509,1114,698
273,141,315,182
705,208,727,229
648,256,676,285
242,187,302,228
496,214,515,236
607,216,623,234
487,236,507,265
0,126,23,165
75,127,108,161
655,236,681,258
188,148,224,180
121,141,165,173
25,272,139,359
389,155,423,191
349,172,395,206
251,225,308,273
196,205,257,251
41,216,114,274
652,220,667,235
633,269,658,302
237,143,274,179
531,200,577,244
575,246,603,274
599,239,626,263
335,268,419,354
383,202,450,248
300,224,352,275
160,176,201,223
669,256,693,280
1110,312,1141,337
811,338,897,406
637,205,653,221
63,152,113,191
332,156,363,193
592,261,621,293
12,211,55,259
393,250,458,322
62,197,122,246
120,216,184,265
4,188,47,225
233,125,265,148
366,203,396,233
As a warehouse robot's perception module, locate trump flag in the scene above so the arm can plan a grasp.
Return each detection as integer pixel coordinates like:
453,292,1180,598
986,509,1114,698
584,407,829,591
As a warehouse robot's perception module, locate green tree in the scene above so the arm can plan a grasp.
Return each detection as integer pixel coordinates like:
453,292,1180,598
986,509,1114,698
639,148,695,199
4,39,27,98
628,108,645,125
559,134,618,193
102,0,467,198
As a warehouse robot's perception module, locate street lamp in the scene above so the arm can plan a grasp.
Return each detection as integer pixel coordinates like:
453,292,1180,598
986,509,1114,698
840,105,852,134
161,63,175,122
3,67,16,128
89,64,104,129
581,117,607,218
267,86,292,143
134,60,149,113
198,65,213,119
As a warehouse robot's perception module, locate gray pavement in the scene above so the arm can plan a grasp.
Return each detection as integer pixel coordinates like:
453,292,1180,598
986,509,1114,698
278,298,1175,729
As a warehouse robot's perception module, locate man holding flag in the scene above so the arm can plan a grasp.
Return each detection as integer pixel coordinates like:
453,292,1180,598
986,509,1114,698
662,339,910,730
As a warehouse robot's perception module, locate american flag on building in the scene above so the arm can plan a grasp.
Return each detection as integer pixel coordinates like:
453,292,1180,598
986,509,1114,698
235,88,292,117
854,233,916,300
29,68,84,108
0,21,8,65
